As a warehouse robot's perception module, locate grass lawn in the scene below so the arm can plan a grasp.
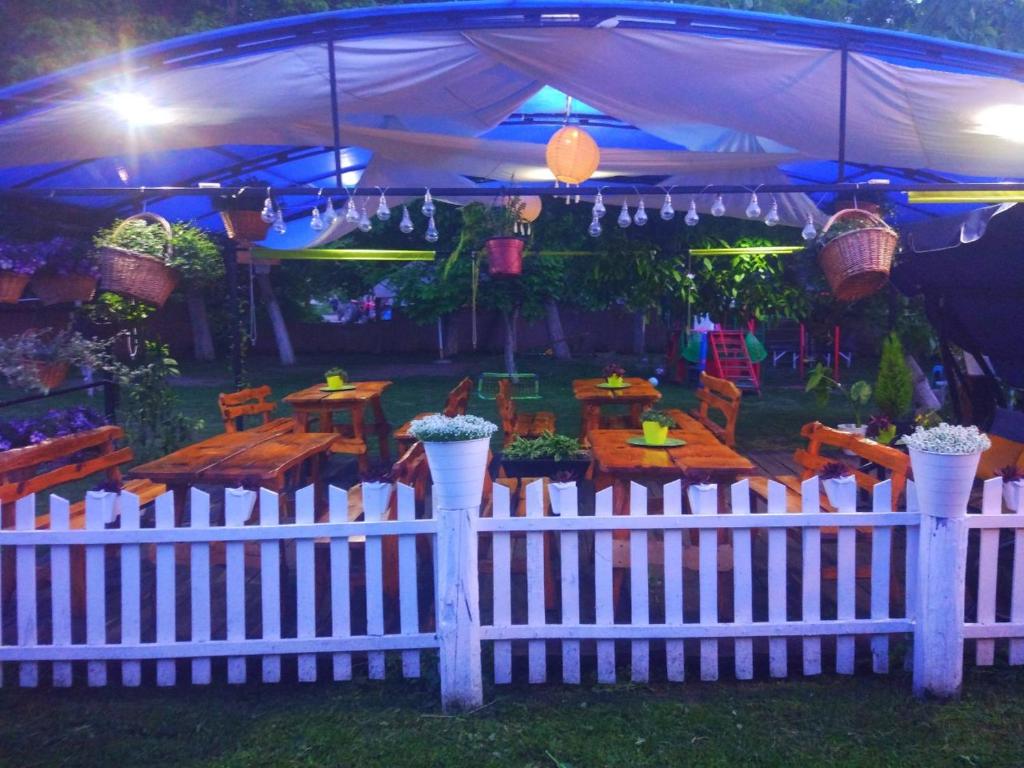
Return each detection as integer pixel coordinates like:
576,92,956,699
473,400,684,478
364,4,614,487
1,666,1022,767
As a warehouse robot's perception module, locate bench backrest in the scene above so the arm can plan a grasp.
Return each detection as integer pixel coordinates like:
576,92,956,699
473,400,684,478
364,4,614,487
443,377,474,417
496,379,517,437
219,385,277,432
694,372,742,447
794,421,909,509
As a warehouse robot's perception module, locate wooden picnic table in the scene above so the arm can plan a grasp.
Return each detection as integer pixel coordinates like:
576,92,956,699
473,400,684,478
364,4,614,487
573,377,662,435
284,381,393,464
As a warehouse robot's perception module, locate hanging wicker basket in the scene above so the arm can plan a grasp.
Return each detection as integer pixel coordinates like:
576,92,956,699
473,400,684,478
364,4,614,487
485,236,526,277
98,212,179,307
0,271,30,303
30,272,97,305
817,208,898,302
219,210,271,243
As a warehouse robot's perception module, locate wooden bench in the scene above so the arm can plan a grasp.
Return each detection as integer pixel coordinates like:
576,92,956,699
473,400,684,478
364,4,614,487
218,385,295,435
685,372,742,447
496,379,556,447
393,377,473,451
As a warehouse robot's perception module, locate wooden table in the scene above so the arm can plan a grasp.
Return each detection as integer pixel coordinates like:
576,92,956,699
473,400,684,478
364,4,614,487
573,378,662,435
284,381,393,464
130,423,337,521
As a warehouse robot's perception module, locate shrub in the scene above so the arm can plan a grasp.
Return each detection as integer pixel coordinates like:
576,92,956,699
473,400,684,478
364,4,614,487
874,333,912,420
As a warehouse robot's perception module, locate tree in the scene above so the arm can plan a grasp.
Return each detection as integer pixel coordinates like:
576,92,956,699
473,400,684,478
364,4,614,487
875,332,913,420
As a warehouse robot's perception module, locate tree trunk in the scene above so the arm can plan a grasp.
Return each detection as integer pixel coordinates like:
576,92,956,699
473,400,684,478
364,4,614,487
502,307,519,375
632,311,647,356
256,271,296,365
906,353,941,410
185,291,216,361
544,298,571,360
443,312,461,358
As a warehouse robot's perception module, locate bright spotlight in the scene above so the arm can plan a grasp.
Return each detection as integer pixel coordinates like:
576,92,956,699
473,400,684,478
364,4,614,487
972,104,1024,143
104,91,174,126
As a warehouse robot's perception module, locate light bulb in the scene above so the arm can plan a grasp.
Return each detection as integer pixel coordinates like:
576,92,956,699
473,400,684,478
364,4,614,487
399,205,414,234
588,214,602,238
422,189,436,217
633,199,648,227
273,208,287,234
309,207,324,231
711,194,726,217
260,196,276,224
617,201,631,228
660,193,675,221
801,213,818,241
684,199,700,226
323,197,338,224
425,215,439,243
358,206,372,233
745,192,761,219
376,193,391,221
764,199,780,227
344,197,359,224
593,191,606,219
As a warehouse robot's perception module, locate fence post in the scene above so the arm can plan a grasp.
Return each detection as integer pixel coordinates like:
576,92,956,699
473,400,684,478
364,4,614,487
911,479,968,698
435,498,483,712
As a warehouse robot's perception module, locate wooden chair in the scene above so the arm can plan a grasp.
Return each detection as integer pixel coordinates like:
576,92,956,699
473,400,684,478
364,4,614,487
496,379,556,447
218,385,294,434
393,377,473,451
677,372,742,447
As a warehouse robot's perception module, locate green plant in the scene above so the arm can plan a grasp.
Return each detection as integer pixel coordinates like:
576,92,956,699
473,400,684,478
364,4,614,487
95,218,170,261
640,409,677,428
485,195,527,239
816,212,890,247
875,333,913,420
847,380,872,427
325,367,348,379
0,328,110,391
804,364,872,426
502,432,587,461
167,223,223,288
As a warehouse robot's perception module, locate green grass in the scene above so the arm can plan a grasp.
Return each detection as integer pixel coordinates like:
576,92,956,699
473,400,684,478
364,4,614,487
1,667,1022,767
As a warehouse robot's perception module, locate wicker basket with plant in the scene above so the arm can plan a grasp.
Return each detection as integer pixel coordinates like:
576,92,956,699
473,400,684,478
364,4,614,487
95,212,179,307
817,208,898,301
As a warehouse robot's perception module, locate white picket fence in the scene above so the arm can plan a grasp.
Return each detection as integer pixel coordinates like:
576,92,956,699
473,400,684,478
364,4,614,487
0,476,1021,711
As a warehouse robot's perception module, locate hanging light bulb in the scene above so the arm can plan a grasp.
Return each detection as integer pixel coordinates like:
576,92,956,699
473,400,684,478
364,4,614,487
309,206,324,231
358,206,372,233
660,192,675,221
422,189,436,218
684,198,700,226
711,194,726,217
376,192,391,221
801,213,818,241
593,190,606,219
344,195,359,224
260,190,276,224
323,197,338,224
617,201,631,228
273,207,287,234
588,212,602,238
399,205,414,234
425,214,439,243
764,198,780,227
633,198,648,227
745,192,761,219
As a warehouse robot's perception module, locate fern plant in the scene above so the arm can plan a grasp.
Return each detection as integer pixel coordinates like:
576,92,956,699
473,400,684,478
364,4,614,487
874,332,913,420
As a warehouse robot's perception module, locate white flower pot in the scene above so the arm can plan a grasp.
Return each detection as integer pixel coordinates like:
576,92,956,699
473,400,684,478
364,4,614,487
909,447,982,519
423,437,491,510
822,474,856,508
1004,479,1024,511
86,490,121,525
837,424,867,456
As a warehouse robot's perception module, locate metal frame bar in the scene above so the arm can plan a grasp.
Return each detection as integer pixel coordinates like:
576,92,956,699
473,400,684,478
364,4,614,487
837,45,848,183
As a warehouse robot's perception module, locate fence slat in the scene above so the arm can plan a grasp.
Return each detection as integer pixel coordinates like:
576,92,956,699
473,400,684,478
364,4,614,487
295,485,317,682
85,492,108,686
595,487,615,683
15,495,38,687
525,480,547,683
225,488,255,684
767,482,788,678
1011,485,1024,665
259,488,282,683
975,479,1002,666
155,493,176,686
119,493,142,687
363,483,391,680
904,482,920,673
870,481,892,673
396,483,421,679
492,483,512,684
731,480,753,680
664,480,685,682
629,482,649,683
190,489,212,684
48,495,72,687
328,486,352,681
691,484,719,681
800,477,823,676
552,482,580,684
835,477,857,674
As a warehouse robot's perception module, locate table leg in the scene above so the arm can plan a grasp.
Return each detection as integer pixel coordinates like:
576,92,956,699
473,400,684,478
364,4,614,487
350,406,371,474
293,411,311,434
370,396,392,464
581,404,600,437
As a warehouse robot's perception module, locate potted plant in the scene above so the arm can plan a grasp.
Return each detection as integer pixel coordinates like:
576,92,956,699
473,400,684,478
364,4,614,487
998,465,1024,511
816,207,898,301
30,236,99,304
95,213,179,307
214,177,274,243
805,363,872,450
603,362,626,388
640,409,677,446
500,431,591,480
819,461,856,507
484,195,528,277
408,414,498,509
899,423,991,518
0,240,44,303
324,367,348,390
0,328,108,392
865,415,897,446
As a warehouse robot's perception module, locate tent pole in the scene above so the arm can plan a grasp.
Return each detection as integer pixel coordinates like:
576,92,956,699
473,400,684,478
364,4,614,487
327,40,343,189
225,241,243,393
837,44,849,183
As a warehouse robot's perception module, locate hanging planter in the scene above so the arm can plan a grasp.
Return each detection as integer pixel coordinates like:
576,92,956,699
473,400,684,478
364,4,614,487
485,236,526,277
31,237,99,305
97,212,179,307
0,241,44,304
0,272,30,303
219,210,271,243
817,208,898,301
214,180,273,243
27,361,69,391
32,272,97,305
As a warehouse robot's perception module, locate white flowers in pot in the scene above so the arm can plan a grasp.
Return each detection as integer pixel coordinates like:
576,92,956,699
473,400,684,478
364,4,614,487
409,414,498,509
900,423,991,518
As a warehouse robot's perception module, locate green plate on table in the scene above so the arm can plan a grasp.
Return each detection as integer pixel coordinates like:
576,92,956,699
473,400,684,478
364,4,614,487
596,382,631,389
626,436,686,448
320,384,357,392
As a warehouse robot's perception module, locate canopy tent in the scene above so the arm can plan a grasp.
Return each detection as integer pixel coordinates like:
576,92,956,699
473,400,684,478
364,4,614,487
1,0,1023,250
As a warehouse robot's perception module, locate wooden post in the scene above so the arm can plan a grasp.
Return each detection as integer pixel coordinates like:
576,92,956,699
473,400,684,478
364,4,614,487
912,479,968,699
435,498,483,712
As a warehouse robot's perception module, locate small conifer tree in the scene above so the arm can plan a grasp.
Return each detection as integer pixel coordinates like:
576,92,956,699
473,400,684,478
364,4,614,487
874,332,913,420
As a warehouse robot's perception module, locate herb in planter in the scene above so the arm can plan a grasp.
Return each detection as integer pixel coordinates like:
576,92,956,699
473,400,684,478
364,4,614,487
603,362,626,379
408,414,498,442
998,465,1023,482
640,409,677,428
865,415,897,445
503,432,587,461
818,461,852,480
325,367,348,380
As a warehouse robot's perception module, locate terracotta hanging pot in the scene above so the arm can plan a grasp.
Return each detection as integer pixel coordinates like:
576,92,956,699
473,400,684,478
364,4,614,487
485,236,526,277
219,210,271,243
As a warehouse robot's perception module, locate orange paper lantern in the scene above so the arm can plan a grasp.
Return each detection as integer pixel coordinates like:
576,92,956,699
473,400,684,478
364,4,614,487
545,126,600,185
